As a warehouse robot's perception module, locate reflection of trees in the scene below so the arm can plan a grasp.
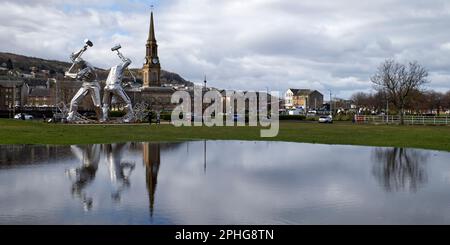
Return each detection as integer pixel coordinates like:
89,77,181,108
372,148,429,192
0,145,72,167
143,143,161,217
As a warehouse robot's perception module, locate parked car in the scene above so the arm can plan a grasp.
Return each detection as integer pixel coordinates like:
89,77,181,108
289,108,305,116
318,115,333,123
14,113,34,120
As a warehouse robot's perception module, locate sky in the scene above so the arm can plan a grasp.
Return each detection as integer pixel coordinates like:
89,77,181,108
1,0,450,98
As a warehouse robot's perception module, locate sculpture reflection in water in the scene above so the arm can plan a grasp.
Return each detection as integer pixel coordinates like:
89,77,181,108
143,143,161,218
66,145,101,211
104,144,136,202
372,148,430,192
66,144,135,211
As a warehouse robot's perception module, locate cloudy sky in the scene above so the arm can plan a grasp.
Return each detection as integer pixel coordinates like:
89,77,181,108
1,0,450,98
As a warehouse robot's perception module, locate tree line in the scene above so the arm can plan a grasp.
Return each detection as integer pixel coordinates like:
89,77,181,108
351,59,450,124
351,90,450,113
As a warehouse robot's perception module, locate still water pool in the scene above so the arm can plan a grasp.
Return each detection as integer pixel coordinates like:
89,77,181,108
0,141,449,224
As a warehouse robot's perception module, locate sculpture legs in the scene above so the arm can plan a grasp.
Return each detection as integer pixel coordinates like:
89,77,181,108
102,91,112,122
67,87,88,122
67,82,102,122
102,87,134,123
89,84,102,121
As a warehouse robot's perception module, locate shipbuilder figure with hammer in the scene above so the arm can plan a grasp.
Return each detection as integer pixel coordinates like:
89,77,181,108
102,44,136,123
65,39,103,122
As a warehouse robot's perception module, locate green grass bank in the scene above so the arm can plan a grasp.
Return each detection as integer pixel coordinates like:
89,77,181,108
0,119,449,152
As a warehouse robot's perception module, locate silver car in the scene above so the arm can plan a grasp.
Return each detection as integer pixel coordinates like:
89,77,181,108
14,113,34,120
318,115,333,123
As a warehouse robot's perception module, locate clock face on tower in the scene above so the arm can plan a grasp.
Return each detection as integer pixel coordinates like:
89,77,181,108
152,58,159,64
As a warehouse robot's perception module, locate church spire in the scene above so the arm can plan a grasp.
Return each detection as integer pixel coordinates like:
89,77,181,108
148,11,156,43
143,6,161,88
146,9,158,59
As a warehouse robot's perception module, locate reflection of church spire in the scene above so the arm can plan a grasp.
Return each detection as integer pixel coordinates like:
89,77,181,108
143,143,161,218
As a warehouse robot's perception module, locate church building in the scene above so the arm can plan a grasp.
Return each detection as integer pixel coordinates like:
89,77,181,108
142,11,161,88
128,10,177,113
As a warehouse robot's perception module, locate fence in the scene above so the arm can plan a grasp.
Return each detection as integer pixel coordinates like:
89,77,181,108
354,115,450,126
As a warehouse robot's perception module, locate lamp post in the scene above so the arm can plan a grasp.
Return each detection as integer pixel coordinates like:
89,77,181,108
13,84,16,118
329,90,332,116
54,79,58,116
385,89,389,124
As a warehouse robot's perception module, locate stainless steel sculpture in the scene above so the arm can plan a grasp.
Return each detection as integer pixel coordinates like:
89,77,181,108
102,44,136,123
133,102,151,122
65,39,102,122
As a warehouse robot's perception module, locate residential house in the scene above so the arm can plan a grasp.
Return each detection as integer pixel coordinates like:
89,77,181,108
27,88,53,107
0,78,29,114
284,89,324,110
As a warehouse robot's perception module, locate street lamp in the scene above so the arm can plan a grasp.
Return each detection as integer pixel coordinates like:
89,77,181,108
328,90,332,116
385,89,389,124
53,79,58,116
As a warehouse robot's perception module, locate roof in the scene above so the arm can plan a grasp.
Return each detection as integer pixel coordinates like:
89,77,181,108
29,88,51,97
288,89,323,97
24,78,48,87
140,86,176,93
288,88,311,96
0,79,24,87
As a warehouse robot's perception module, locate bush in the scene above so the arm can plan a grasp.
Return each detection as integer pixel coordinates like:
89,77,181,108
279,115,306,121
109,111,126,118
161,113,172,121
334,114,354,121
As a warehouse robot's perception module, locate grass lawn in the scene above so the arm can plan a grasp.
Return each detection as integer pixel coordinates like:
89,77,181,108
0,119,449,152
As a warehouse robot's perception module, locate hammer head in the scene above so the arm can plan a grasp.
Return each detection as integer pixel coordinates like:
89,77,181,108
84,39,93,47
111,44,122,52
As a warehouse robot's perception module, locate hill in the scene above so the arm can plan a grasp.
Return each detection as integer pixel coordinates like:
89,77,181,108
0,52,193,87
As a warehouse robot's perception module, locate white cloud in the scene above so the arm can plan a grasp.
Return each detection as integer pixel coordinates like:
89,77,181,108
1,0,450,98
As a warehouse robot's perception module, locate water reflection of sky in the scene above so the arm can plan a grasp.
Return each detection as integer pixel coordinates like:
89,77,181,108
0,141,450,225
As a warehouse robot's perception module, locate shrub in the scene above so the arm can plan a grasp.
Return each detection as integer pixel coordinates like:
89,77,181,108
161,113,172,121
279,115,306,121
334,114,354,121
109,110,126,118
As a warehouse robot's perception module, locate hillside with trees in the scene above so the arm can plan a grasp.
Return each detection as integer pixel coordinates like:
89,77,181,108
0,52,193,87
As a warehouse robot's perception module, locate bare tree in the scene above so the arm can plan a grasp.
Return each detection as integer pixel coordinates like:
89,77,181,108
372,148,429,192
424,91,444,115
445,91,450,111
406,89,427,114
371,59,429,124
351,92,370,108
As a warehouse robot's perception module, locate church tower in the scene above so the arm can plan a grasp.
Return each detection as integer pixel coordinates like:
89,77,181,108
142,11,161,88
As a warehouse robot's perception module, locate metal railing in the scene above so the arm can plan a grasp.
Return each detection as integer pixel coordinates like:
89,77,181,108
354,115,450,125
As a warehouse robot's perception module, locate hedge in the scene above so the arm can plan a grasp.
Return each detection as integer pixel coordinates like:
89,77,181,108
279,115,307,121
